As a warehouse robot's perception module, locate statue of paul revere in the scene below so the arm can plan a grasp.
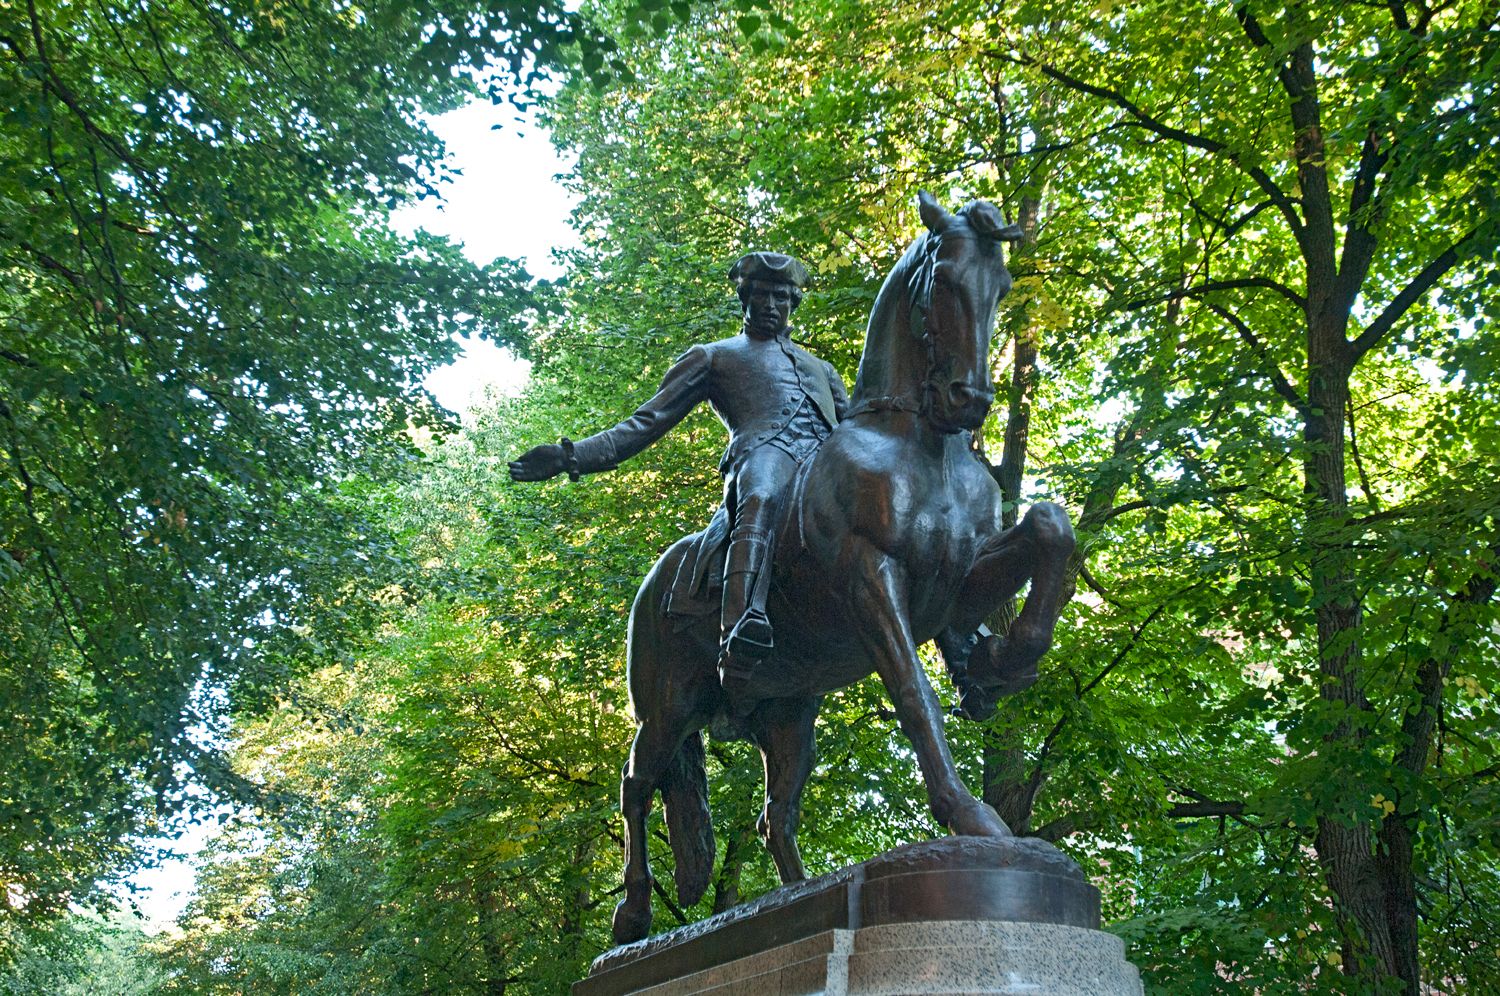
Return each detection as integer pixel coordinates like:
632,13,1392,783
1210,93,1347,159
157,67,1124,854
507,252,849,696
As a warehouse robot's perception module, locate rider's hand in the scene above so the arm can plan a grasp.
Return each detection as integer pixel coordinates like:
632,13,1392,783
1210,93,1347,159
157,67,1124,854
508,443,568,482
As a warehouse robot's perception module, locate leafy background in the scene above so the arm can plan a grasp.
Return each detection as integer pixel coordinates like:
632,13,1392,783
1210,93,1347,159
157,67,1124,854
2,1,1496,994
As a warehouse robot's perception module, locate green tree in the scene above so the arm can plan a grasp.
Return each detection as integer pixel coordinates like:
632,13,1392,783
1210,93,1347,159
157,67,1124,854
0,0,561,946
130,1,1500,993
2,909,161,996
986,2,1500,991
537,1,1500,991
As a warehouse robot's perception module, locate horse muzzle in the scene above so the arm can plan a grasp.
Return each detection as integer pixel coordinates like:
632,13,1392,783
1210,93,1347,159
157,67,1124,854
934,380,994,431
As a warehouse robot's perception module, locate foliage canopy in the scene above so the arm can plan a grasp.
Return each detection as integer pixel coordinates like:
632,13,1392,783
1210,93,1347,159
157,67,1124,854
4,1,1496,994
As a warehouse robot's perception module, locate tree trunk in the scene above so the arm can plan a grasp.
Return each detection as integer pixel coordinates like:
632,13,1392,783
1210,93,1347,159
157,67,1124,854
980,190,1041,825
1304,317,1402,985
479,885,511,996
712,810,756,913
561,837,594,965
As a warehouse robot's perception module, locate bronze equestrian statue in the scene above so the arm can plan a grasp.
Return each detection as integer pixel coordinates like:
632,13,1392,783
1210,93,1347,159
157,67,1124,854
511,193,1075,945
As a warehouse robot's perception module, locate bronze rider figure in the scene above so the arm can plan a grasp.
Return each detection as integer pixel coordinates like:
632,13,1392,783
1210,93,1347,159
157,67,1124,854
507,252,849,695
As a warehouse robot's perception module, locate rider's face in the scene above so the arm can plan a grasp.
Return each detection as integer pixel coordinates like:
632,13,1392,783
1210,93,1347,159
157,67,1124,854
741,280,796,339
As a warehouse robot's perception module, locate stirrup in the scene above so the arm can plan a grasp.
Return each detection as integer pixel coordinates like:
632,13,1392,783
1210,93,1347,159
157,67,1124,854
718,610,772,705
725,607,774,660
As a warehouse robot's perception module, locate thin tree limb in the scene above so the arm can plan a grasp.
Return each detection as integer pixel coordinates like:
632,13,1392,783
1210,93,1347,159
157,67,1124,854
1127,277,1307,313
1350,226,1488,359
992,52,1305,239
1203,302,1307,412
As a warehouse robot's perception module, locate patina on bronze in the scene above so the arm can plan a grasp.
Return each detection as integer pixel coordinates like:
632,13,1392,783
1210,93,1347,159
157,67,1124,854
511,193,1076,946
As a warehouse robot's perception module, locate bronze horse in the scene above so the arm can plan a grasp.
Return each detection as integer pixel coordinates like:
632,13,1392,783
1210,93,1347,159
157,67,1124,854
611,193,1075,945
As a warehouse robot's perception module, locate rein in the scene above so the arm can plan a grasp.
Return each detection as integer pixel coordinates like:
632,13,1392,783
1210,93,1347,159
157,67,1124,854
848,233,942,422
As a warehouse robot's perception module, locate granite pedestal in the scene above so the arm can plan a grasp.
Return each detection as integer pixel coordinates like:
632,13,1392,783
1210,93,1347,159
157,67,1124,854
575,837,1142,996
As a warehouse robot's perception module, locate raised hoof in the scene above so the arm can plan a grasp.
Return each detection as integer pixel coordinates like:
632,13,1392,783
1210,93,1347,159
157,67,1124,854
953,682,999,722
947,797,1013,838
966,631,1045,696
612,894,652,946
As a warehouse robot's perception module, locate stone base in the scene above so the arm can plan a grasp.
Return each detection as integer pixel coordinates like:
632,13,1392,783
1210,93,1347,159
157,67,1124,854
575,837,1143,996
616,922,1141,995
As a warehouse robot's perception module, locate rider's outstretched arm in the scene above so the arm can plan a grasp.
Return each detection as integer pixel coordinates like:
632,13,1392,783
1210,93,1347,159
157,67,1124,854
510,345,712,482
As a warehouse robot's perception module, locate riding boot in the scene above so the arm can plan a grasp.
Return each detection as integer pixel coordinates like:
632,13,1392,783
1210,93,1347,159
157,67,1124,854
719,527,774,695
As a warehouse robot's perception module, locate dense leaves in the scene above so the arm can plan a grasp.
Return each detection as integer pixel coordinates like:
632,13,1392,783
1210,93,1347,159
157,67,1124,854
0,0,547,945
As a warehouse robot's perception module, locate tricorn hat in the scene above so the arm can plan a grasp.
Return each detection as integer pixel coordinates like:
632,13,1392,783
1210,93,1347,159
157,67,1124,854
729,251,810,289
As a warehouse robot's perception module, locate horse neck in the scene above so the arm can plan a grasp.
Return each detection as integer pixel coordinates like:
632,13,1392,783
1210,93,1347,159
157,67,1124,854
852,242,929,407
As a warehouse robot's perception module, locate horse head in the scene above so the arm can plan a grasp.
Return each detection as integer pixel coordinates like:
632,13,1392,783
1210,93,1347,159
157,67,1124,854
910,191,1026,432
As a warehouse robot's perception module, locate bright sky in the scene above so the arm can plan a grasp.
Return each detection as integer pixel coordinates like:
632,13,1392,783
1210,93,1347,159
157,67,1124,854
404,99,581,414
126,100,579,928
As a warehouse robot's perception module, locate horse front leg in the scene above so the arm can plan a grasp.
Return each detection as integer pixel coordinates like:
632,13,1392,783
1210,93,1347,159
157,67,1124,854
948,501,1075,705
852,545,1011,838
749,695,822,883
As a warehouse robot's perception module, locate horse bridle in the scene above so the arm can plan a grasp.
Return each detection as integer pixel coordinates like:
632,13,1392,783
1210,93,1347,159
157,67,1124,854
846,231,955,422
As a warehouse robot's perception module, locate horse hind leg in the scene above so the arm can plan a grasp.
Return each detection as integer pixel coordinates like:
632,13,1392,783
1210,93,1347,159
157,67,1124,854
614,714,694,944
750,695,821,883
615,544,719,944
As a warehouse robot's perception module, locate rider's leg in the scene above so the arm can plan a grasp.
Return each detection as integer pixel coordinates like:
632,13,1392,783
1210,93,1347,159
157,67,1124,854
721,523,772,655
719,447,797,690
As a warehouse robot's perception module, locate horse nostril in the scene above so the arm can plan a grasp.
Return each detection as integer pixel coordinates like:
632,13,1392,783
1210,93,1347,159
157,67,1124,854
948,382,995,409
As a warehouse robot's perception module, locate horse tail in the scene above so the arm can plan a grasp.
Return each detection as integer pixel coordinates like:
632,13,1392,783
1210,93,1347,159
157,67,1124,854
661,729,714,907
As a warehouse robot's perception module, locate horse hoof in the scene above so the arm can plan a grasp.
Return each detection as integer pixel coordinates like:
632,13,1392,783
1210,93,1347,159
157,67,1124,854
612,897,652,946
954,683,999,721
968,631,1045,694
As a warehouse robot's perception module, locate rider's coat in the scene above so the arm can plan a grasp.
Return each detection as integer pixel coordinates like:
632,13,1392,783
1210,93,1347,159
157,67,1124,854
571,331,849,477
570,329,849,619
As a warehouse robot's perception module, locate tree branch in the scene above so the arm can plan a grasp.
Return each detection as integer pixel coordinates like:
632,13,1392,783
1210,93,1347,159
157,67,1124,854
1347,396,1381,513
1334,128,1390,314
1350,225,1490,359
1031,797,1250,843
1169,800,1248,820
1202,302,1307,412
1189,196,1283,239
1233,9,1337,288
994,51,1304,238
1392,538,1500,778
1025,603,1171,800
1127,277,1307,313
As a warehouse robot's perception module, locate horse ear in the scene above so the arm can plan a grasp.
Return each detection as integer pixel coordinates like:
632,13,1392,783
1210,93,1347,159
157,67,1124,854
917,190,952,233
965,200,1029,244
